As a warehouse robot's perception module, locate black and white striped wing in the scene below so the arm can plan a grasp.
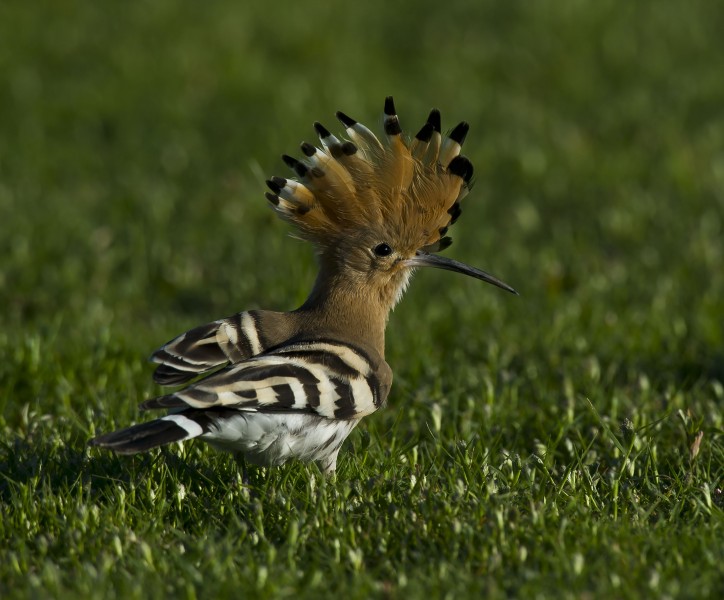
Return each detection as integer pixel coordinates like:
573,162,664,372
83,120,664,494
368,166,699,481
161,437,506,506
142,340,390,420
151,311,268,386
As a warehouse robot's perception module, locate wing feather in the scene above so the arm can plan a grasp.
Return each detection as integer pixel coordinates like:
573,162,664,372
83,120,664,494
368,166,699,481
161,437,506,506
141,341,389,421
150,311,269,386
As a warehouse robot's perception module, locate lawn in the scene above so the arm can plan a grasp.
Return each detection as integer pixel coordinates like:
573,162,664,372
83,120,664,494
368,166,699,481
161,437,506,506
1,0,722,598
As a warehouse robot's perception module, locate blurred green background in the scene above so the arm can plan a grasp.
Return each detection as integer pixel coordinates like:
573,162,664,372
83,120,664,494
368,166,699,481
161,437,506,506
2,0,723,363
1,0,722,597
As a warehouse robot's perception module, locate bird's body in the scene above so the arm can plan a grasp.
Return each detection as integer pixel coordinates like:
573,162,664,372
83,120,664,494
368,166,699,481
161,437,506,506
91,97,516,473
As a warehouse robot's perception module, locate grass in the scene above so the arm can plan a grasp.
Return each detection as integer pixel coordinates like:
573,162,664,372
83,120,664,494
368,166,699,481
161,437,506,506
1,0,723,597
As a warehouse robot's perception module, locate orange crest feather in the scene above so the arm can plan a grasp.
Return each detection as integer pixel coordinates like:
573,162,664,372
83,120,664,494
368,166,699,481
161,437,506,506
265,97,474,254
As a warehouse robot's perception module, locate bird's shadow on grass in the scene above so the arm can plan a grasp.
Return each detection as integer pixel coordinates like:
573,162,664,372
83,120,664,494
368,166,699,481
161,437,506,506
0,436,274,515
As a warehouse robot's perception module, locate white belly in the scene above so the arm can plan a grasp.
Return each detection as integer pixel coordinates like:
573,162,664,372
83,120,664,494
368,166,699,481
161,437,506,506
200,412,358,472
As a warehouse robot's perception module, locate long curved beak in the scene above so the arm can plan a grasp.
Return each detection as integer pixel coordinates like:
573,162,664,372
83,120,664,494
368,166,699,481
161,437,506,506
404,252,518,295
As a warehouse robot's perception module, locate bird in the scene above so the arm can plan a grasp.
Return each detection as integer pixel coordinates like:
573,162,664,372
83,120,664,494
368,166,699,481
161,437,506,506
90,96,517,475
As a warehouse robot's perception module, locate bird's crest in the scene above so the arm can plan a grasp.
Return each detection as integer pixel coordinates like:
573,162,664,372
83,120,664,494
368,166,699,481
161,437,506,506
265,96,474,254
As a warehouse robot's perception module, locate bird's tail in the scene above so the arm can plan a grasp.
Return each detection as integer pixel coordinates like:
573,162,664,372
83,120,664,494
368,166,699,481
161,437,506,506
89,413,209,454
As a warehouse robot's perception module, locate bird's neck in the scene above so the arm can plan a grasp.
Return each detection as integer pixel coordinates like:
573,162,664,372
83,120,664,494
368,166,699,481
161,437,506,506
295,265,396,357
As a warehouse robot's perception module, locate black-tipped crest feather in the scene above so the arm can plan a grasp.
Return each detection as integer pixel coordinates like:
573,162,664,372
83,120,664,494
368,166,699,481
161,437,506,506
300,142,317,157
414,122,434,142
265,98,478,251
336,111,356,128
384,96,396,116
314,122,332,138
449,122,470,145
427,109,441,132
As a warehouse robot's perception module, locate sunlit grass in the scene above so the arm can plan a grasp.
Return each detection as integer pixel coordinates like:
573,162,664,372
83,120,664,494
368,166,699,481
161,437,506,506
1,0,722,597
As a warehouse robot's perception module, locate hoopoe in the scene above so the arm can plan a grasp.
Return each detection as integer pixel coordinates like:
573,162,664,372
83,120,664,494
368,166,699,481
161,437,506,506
90,97,517,474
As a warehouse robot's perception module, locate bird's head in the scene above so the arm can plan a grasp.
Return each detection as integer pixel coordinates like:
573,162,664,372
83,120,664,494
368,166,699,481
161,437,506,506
265,97,516,309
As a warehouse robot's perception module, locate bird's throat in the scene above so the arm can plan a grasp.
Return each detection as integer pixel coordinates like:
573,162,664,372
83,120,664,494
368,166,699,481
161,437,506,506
295,266,399,356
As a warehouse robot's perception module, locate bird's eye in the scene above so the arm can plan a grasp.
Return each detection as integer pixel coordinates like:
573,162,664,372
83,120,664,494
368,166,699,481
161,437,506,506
373,243,393,257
